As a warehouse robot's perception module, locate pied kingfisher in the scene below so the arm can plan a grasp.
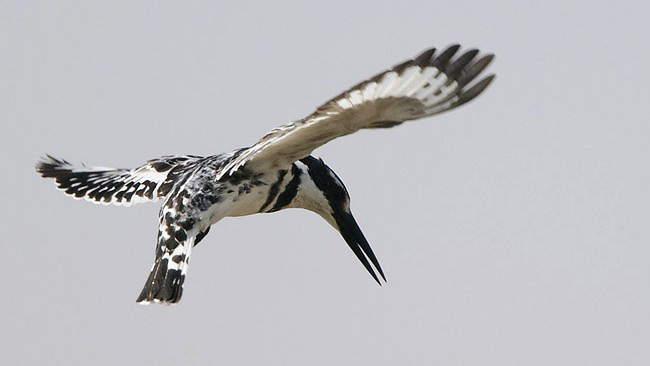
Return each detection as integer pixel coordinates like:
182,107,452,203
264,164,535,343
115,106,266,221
36,45,495,304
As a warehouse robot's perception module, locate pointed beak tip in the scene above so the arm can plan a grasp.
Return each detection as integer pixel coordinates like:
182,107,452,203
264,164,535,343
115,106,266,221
334,208,387,288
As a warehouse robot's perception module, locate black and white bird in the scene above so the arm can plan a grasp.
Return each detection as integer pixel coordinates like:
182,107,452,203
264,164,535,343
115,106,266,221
36,45,495,304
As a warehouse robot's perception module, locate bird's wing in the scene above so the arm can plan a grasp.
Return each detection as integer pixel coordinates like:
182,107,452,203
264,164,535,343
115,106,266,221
217,45,495,180
36,155,202,206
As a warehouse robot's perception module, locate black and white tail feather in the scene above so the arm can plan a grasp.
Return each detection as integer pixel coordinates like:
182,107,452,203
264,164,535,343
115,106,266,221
36,44,495,305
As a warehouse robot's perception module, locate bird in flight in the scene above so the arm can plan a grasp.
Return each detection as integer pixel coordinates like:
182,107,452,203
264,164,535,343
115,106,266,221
36,44,495,304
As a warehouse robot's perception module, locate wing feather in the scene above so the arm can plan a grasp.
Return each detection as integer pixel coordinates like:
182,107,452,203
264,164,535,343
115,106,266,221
217,45,495,179
36,155,202,206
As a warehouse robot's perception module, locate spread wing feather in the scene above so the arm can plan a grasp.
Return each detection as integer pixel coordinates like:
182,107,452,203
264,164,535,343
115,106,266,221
36,155,202,206
217,44,495,179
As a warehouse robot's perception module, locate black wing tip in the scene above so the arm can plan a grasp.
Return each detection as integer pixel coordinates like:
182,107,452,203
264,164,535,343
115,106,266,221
457,73,496,104
480,53,496,64
404,44,495,83
446,48,480,77
456,53,495,87
396,43,463,72
36,155,71,178
431,44,461,67
444,43,461,52
413,47,436,66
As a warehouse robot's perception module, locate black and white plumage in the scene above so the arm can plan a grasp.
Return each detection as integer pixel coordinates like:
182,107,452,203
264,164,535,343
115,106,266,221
36,45,495,304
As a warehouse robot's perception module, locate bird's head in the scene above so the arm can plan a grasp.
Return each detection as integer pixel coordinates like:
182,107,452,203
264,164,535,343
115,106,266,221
295,156,386,284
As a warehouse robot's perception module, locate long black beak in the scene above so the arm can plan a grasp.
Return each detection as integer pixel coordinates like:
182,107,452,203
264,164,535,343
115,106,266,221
333,208,386,285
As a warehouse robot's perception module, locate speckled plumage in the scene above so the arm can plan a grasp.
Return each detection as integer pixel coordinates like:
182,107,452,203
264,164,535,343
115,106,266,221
37,45,495,304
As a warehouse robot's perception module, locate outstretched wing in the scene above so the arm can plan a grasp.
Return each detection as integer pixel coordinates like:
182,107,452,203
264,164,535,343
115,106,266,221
217,44,495,179
36,155,202,206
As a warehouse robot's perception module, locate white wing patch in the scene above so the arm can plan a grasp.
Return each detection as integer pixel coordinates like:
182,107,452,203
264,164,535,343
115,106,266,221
36,155,201,206
216,45,495,180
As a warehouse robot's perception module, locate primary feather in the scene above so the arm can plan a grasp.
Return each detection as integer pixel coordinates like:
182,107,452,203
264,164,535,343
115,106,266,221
217,45,494,179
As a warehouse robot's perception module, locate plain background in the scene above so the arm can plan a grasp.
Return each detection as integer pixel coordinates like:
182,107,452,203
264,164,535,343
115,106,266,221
2,1,649,365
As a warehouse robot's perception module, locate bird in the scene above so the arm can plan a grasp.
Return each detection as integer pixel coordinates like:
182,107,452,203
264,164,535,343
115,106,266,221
36,44,495,305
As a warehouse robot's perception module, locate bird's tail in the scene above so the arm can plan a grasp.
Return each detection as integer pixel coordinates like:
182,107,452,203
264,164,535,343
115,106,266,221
136,198,211,304
136,250,192,304
136,233,195,304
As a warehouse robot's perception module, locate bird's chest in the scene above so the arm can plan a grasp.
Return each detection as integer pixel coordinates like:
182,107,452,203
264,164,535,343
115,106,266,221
187,172,272,223
220,180,272,217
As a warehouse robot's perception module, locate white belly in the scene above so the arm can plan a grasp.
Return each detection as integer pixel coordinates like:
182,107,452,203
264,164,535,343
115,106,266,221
198,179,275,225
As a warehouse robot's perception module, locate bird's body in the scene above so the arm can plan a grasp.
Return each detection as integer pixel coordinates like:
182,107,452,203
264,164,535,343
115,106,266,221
37,44,495,304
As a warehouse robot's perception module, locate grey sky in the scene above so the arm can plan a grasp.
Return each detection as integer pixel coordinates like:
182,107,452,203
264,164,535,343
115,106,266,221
2,1,649,365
